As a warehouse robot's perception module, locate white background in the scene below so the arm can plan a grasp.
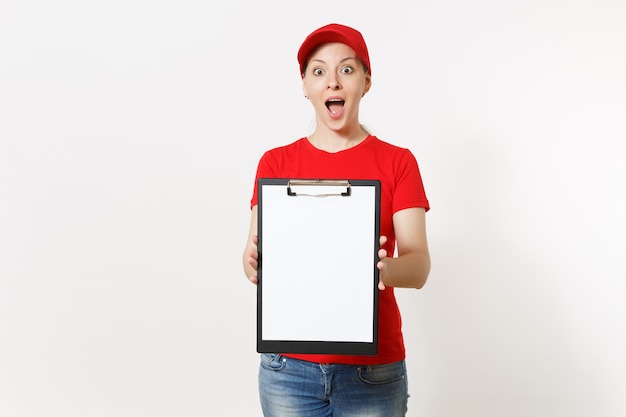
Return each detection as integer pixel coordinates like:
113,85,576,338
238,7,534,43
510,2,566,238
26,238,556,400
1,1,624,416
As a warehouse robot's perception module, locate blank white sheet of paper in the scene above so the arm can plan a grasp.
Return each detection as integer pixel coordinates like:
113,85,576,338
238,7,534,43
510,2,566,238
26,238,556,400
258,180,378,346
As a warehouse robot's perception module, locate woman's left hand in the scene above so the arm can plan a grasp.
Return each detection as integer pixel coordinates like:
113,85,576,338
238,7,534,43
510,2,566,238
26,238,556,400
377,236,388,290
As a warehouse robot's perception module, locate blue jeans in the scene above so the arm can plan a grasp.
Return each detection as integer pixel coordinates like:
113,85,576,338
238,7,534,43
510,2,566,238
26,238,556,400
258,353,409,417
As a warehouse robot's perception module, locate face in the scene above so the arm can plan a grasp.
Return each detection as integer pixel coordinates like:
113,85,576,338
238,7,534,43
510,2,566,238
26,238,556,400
302,42,372,132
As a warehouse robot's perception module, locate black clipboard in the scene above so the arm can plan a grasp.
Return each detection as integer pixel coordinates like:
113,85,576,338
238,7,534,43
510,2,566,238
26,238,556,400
257,178,381,355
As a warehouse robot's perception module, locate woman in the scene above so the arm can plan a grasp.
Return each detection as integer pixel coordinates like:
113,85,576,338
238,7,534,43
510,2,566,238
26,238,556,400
243,23,431,417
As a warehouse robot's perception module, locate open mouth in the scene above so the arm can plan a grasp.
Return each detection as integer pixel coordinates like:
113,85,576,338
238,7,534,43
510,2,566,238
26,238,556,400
325,98,345,115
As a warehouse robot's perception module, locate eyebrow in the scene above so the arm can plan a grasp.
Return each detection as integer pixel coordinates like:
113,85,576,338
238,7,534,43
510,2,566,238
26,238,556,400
309,57,358,65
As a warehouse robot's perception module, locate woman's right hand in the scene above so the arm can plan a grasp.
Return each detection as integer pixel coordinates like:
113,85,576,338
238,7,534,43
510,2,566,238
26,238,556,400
245,234,259,284
243,205,260,284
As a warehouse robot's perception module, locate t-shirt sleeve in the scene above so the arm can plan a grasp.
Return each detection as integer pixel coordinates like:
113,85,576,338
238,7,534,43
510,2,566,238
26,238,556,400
250,150,277,208
392,149,430,213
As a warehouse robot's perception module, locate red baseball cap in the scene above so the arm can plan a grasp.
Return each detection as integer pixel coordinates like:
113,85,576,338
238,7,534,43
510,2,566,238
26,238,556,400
297,23,371,77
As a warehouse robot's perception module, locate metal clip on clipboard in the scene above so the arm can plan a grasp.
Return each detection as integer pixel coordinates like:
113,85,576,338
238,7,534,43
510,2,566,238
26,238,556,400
286,180,352,197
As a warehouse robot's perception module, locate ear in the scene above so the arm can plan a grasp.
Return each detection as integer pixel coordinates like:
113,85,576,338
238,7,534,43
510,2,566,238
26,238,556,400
302,79,309,99
362,74,372,97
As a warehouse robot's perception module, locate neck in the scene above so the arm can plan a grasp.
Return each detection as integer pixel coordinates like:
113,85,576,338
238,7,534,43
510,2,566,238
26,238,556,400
308,128,369,153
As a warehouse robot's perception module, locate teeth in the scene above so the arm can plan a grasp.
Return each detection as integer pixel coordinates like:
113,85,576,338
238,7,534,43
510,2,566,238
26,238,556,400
325,99,344,114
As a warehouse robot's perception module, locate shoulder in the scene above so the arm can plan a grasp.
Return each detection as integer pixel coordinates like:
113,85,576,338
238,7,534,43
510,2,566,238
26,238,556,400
369,135,410,152
261,138,308,159
256,138,309,176
368,136,416,160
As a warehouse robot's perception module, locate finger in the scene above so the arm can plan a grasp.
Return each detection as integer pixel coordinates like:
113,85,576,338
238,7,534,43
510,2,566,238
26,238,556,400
377,260,386,290
247,256,258,270
379,235,387,246
378,248,387,260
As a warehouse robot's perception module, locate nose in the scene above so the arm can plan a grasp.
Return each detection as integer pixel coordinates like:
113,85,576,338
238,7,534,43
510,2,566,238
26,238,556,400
327,75,340,90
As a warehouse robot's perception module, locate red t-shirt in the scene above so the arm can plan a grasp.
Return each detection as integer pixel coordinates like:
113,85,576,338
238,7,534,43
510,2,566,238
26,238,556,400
250,135,429,365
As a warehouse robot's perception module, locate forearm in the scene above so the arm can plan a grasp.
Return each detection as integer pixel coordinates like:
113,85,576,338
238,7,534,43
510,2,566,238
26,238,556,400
379,250,430,289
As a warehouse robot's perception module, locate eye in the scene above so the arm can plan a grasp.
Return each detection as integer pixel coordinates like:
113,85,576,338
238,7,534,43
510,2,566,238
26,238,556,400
340,66,354,74
313,68,324,76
